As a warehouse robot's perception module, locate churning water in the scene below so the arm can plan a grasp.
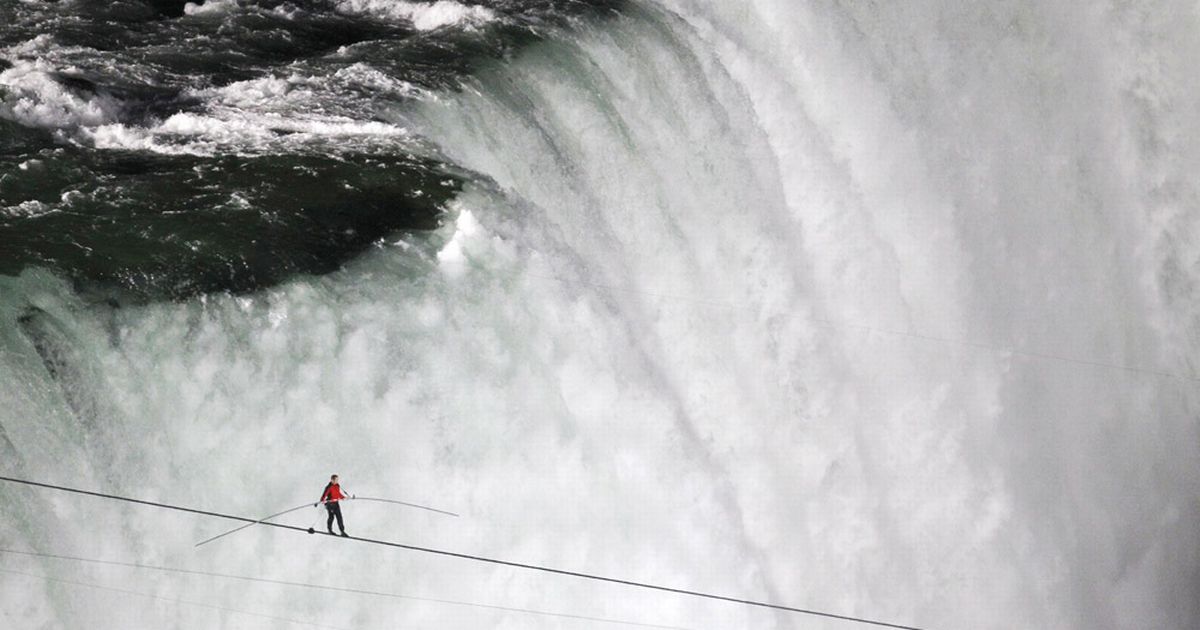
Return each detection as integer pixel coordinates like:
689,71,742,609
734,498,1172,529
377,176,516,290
2,1,1199,629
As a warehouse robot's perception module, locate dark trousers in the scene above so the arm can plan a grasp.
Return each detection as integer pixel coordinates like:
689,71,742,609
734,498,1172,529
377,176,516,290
326,502,345,533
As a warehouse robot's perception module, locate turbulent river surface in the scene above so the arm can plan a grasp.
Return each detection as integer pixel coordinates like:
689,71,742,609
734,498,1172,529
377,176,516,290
2,1,1200,629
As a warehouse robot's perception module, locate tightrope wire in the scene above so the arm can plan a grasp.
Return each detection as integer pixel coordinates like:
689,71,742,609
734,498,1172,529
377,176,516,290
0,475,929,630
196,496,456,548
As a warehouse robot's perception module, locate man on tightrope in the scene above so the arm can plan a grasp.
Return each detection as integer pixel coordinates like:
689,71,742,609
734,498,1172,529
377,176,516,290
316,474,352,537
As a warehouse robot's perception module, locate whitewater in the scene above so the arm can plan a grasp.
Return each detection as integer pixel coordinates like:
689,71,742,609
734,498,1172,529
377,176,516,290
2,1,1200,629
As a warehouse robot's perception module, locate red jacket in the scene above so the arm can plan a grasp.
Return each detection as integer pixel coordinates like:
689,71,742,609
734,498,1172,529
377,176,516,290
320,483,346,503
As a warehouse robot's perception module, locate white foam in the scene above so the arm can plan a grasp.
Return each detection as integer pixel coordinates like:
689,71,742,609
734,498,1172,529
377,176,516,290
204,75,298,109
328,63,424,99
7,2,1200,630
0,59,122,131
86,123,163,152
81,72,414,155
6,33,58,57
407,5,1200,628
0,35,419,155
436,206,482,274
182,0,241,16
337,0,497,31
2,199,52,218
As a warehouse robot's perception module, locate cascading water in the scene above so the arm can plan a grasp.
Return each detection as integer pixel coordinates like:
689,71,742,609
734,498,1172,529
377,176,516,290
2,1,1199,629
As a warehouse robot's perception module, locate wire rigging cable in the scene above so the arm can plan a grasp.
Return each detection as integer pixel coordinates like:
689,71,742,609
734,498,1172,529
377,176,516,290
0,475,929,630
0,548,690,630
0,567,348,630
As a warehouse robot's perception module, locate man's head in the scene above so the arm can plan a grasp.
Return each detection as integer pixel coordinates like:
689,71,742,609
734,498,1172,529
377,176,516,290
331,474,339,483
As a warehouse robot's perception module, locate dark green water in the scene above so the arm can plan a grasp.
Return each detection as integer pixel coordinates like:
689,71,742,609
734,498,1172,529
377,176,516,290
0,0,620,299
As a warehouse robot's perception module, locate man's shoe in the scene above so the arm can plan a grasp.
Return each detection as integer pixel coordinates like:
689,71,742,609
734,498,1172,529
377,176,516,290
340,531,349,537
